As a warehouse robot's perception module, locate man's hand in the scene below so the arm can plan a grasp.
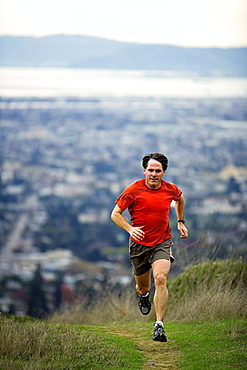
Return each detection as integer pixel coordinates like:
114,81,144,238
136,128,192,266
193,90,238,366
130,226,145,242
177,223,188,239
111,205,145,242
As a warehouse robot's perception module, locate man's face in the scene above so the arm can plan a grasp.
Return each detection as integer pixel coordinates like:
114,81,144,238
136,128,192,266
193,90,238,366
143,159,165,189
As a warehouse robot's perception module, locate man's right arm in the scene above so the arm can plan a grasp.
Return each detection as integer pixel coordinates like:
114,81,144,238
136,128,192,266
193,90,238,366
111,204,145,242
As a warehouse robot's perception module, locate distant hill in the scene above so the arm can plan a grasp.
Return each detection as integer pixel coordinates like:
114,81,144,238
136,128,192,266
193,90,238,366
0,35,246,76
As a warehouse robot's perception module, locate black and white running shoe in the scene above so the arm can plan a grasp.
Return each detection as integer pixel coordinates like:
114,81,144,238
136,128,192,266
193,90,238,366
153,323,167,342
137,293,151,315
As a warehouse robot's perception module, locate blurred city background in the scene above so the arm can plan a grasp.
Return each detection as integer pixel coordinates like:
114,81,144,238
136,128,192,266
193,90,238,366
0,0,246,318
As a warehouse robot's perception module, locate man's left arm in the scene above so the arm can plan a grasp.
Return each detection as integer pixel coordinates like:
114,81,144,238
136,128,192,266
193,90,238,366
174,195,188,239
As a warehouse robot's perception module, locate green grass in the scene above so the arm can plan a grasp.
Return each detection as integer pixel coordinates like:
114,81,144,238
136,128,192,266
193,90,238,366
167,319,247,369
105,319,247,370
1,316,246,370
111,319,247,370
0,316,143,370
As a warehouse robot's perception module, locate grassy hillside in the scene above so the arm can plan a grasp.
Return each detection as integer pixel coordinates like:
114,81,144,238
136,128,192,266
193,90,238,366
49,259,247,325
1,259,246,369
166,259,247,322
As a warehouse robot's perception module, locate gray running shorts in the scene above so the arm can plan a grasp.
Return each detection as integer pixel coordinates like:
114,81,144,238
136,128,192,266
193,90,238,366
129,238,174,276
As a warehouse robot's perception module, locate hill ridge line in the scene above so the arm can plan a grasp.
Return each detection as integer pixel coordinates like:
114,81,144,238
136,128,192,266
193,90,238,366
1,35,246,76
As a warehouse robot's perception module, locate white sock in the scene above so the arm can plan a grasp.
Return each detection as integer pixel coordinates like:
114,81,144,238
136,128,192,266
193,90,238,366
155,321,163,326
141,292,149,297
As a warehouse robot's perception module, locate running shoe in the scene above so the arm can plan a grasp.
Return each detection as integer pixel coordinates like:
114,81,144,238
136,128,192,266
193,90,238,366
137,293,151,315
153,323,167,342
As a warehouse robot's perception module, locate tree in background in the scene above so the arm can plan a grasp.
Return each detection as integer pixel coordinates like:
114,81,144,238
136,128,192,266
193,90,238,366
27,264,49,319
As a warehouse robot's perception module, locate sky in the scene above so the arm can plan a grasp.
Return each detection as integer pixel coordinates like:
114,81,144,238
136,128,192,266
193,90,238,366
0,0,246,47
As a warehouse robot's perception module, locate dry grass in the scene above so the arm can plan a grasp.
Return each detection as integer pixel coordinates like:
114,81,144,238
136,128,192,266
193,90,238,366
166,283,247,322
50,259,247,326
50,287,151,325
166,259,247,322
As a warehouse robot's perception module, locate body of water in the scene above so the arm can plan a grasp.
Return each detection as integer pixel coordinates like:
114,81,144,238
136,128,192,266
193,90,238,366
0,67,246,98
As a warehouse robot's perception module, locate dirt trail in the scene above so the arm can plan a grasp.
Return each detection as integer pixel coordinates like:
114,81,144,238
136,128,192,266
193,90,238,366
104,325,180,370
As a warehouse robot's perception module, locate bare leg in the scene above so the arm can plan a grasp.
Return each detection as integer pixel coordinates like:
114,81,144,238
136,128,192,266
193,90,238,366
152,259,171,322
135,269,151,296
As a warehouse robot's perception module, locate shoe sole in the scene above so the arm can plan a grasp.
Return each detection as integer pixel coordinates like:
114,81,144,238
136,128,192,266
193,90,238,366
137,294,151,315
139,307,151,315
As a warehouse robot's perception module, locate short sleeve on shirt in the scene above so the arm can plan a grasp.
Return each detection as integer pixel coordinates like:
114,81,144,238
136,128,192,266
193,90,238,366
115,193,133,211
172,185,182,201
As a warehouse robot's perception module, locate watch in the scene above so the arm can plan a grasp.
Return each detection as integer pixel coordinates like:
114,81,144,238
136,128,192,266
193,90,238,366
177,219,185,224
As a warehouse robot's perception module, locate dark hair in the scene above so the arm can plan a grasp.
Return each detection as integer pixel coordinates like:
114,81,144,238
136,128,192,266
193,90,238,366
142,153,168,171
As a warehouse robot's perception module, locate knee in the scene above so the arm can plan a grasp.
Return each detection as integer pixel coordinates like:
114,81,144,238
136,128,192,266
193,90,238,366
154,273,167,287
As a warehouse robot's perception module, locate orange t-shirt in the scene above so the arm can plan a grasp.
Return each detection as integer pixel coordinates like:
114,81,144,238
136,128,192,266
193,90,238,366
115,179,182,247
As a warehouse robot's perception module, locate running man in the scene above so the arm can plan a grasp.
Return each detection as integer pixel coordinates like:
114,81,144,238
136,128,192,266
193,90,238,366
111,153,188,342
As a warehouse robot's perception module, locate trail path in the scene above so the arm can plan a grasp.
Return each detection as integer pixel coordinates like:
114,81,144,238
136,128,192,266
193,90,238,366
103,324,180,370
